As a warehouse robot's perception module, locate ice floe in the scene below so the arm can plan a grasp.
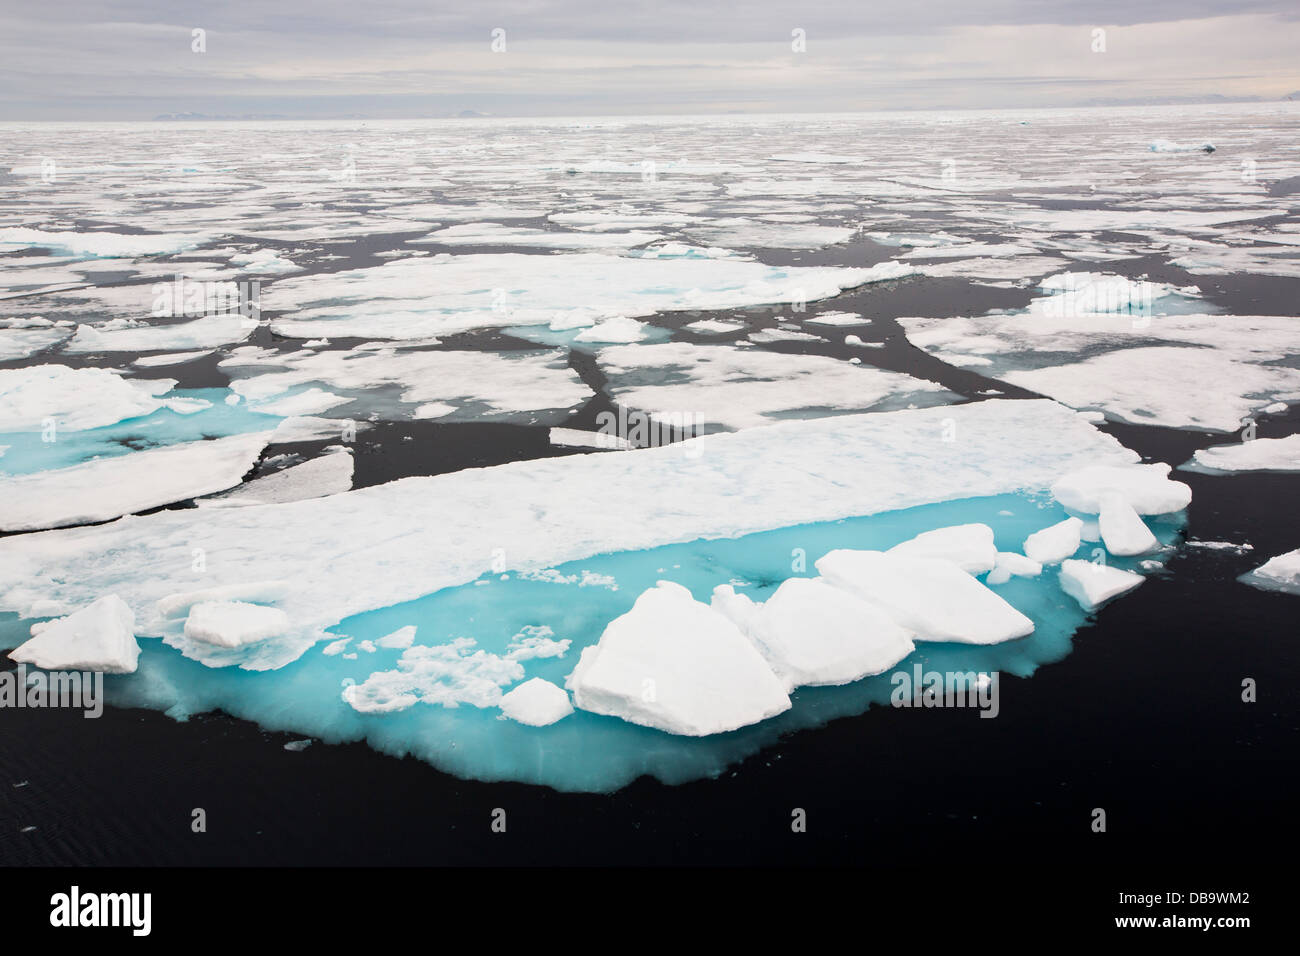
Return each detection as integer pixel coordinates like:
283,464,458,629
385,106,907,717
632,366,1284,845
1023,517,1084,565
264,253,902,340
711,577,915,690
568,581,792,736
0,400,1138,669
0,431,271,531
596,342,952,430
499,678,574,726
1238,549,1300,596
9,594,141,674
1059,559,1144,610
815,550,1035,644
0,365,190,432
1182,434,1300,473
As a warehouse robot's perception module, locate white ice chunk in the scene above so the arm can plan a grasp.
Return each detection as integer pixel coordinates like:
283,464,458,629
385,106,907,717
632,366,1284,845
0,227,210,259
9,594,140,674
1023,517,1084,565
815,550,1035,644
1059,559,1144,610
568,581,791,736
1184,434,1300,473
887,523,997,574
499,678,574,726
0,364,178,432
572,316,649,343
0,431,272,531
985,551,1043,585
184,600,291,648
64,314,256,353
548,427,632,451
711,578,915,689
197,448,353,508
597,342,950,430
1239,549,1300,596
156,581,290,619
1097,492,1159,556
1051,463,1191,515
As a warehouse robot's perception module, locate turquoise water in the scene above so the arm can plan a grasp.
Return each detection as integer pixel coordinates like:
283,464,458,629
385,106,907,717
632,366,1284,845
0,388,282,475
1,492,1184,792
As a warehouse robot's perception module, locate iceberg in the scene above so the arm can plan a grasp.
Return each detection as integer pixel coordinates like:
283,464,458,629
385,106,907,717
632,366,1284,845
568,581,792,736
9,594,141,674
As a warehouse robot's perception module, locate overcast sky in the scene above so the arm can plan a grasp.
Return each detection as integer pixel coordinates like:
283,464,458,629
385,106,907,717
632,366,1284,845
3,1,1299,119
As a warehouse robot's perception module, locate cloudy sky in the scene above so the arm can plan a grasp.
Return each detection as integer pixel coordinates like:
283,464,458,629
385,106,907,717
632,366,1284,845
3,1,1299,119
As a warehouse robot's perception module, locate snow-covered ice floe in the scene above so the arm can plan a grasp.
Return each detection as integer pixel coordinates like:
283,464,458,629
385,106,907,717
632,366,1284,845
897,272,1300,431
595,342,954,431
263,253,909,340
0,400,1189,790
1181,434,1300,474
1238,549,1300,596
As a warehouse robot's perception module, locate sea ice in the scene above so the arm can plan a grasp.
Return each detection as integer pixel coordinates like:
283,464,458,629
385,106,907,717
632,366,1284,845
9,594,140,674
886,523,997,574
1182,434,1300,473
596,342,952,430
1059,559,1144,610
499,678,574,726
1023,517,1083,565
1238,549,1300,596
0,431,272,531
184,601,292,648
815,550,1035,644
711,578,915,689
1097,493,1159,556
0,365,181,432
264,253,899,340
0,400,1137,669
63,314,257,353
1051,463,1192,515
985,551,1043,586
568,581,792,736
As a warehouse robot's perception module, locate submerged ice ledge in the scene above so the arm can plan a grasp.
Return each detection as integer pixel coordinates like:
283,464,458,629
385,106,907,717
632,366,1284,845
0,399,1137,671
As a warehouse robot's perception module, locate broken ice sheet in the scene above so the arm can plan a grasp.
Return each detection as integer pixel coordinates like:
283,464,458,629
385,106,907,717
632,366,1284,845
595,341,955,431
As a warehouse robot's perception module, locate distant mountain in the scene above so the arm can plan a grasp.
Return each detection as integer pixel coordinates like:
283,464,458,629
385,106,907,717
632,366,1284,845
457,109,491,117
